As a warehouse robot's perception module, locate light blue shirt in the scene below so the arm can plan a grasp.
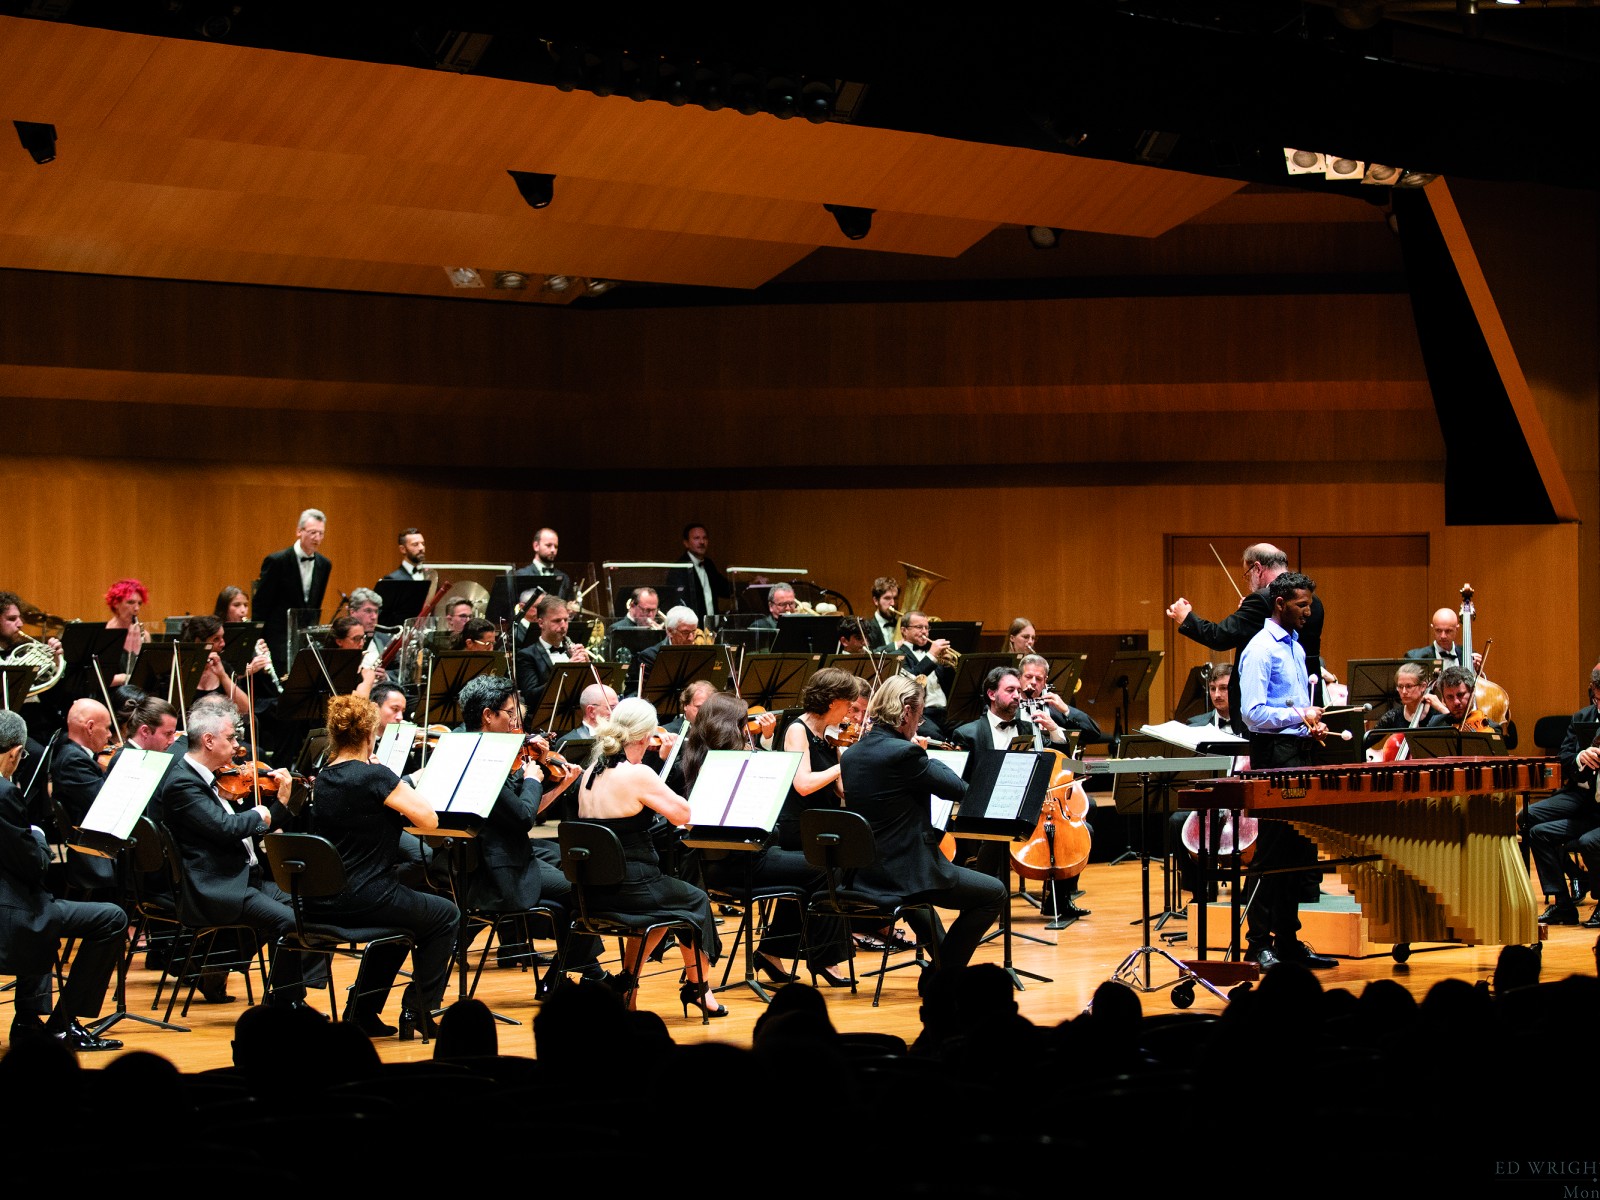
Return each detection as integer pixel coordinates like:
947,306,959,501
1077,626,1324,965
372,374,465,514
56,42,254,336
1239,620,1311,735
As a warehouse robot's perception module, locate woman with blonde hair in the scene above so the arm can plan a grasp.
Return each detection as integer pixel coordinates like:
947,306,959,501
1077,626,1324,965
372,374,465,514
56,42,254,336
577,697,726,1018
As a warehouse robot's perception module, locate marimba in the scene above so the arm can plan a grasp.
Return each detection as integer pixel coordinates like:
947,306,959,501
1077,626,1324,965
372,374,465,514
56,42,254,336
1181,756,1551,950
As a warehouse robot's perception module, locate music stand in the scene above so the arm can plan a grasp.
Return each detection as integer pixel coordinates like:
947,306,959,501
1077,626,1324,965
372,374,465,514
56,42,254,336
929,621,983,654
720,626,776,657
1347,657,1424,712
1088,751,1235,997
128,642,212,711
74,748,189,1037
638,646,729,719
1404,728,1507,758
487,573,543,623
374,579,431,624
770,616,839,655
1095,649,1163,739
735,653,816,713
532,663,624,735
278,647,361,723
1173,663,1218,724
0,665,33,714
220,622,266,674
607,628,662,667
59,622,129,699
819,652,898,685
943,652,1017,729
1046,652,1088,697
950,750,1053,989
420,651,499,735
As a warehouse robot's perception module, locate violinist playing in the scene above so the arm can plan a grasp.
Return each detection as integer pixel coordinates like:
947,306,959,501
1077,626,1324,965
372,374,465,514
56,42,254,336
456,675,608,983
1423,665,1498,732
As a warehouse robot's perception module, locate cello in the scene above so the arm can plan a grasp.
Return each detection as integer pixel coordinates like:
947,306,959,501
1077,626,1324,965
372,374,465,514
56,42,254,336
1008,735,1093,915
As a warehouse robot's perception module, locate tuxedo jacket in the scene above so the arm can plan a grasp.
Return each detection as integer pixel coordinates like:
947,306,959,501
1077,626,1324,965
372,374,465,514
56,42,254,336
862,617,896,651
515,639,559,714
519,563,575,602
895,645,955,702
49,741,116,889
382,566,429,583
466,771,545,911
159,760,287,926
838,726,967,906
1404,644,1459,664
0,776,58,974
1187,710,1232,730
664,553,731,619
256,546,332,663
950,714,1045,753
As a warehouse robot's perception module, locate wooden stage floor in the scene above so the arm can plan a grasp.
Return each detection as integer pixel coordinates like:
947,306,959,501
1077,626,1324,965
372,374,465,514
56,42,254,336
36,856,1599,1072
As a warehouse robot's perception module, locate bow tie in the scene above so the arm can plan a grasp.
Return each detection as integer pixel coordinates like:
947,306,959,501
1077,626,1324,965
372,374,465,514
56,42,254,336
299,555,316,564
995,718,1018,730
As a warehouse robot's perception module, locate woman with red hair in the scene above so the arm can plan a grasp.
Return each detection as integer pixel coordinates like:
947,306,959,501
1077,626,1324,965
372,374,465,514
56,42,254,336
103,578,149,686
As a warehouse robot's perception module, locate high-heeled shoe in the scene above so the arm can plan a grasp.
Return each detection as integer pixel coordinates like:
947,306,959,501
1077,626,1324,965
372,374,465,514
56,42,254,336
754,955,797,984
397,1006,439,1043
678,981,729,1019
810,966,853,989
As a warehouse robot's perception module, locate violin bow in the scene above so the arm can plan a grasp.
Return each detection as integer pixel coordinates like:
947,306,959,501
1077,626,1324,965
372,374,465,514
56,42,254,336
1210,543,1246,602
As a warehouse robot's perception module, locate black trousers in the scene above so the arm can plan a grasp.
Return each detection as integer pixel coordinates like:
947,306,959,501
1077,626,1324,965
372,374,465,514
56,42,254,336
15,898,125,1022
333,885,461,1017
903,865,1008,971
1245,733,1322,948
1523,788,1600,899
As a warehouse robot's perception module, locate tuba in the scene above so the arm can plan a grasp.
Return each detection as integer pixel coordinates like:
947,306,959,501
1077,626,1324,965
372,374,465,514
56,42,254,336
889,561,953,659
4,633,65,697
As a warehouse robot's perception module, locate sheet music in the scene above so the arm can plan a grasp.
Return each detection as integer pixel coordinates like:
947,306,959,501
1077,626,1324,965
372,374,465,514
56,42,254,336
927,748,968,830
686,750,801,829
985,752,1035,822
375,722,416,774
81,748,172,840
1139,720,1248,752
415,731,522,816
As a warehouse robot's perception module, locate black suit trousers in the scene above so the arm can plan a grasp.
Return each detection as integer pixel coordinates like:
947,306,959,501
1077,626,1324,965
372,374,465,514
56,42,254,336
15,898,124,1020
902,865,1007,971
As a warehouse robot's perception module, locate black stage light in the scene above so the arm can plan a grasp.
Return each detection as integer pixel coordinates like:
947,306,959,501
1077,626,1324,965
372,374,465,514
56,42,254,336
13,121,56,164
508,171,555,209
824,203,874,241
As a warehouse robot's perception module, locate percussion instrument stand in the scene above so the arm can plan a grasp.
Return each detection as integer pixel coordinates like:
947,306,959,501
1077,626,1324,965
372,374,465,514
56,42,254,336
1108,769,1230,1003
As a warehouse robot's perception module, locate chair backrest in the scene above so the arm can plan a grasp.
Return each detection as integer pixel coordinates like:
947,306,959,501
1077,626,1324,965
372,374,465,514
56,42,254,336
558,821,627,889
132,814,166,874
1532,713,1572,756
799,808,878,873
261,832,349,905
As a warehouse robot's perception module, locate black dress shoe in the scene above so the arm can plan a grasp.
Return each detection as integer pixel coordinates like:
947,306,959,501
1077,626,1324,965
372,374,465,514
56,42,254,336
1582,908,1600,929
1277,940,1337,969
1245,945,1281,970
1539,903,1579,925
196,972,236,1004
343,1005,397,1037
57,1020,122,1052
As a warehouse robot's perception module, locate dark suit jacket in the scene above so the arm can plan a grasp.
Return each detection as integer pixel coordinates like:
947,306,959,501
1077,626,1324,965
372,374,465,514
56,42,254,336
895,645,955,704
950,713,1043,753
1186,710,1232,730
466,771,544,911
159,759,286,926
862,616,894,650
839,725,967,905
515,638,557,714
382,566,429,583
0,777,57,974
256,546,332,666
665,553,731,619
1404,644,1459,664
49,741,115,888
1178,590,1323,733
518,562,575,602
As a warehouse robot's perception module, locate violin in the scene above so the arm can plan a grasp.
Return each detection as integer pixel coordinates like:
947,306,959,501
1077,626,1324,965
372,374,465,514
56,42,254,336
518,732,571,781
825,719,865,748
216,759,285,800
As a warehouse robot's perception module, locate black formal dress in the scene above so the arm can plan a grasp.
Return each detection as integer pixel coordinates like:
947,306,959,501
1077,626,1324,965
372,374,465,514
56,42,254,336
255,546,332,672
49,740,117,891
578,763,720,961
838,725,1005,970
159,757,311,999
1522,705,1599,902
0,776,124,1027
310,760,460,1017
1178,591,1324,735
467,768,602,970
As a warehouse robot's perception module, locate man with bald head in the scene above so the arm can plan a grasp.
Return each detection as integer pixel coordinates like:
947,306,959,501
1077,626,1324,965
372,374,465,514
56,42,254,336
50,698,118,893
555,682,617,751
1166,542,1325,735
1405,607,1483,672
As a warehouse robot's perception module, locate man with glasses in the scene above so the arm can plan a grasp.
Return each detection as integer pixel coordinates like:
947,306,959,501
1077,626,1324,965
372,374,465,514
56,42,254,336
896,610,954,731
1166,543,1325,735
750,583,798,632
